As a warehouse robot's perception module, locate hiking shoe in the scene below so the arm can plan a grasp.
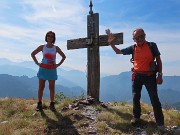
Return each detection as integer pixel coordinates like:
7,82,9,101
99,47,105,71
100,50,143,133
130,117,140,125
157,125,168,134
36,101,43,111
49,102,56,111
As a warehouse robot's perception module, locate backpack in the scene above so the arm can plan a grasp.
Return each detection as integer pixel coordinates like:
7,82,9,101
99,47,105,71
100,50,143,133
130,42,158,72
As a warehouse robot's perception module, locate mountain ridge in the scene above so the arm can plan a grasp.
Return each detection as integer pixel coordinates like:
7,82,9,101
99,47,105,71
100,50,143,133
0,58,180,110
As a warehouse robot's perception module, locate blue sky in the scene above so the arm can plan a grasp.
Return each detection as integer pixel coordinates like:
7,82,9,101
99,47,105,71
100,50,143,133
0,0,180,76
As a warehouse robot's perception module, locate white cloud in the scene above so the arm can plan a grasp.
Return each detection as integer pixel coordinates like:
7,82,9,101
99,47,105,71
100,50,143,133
0,23,35,40
20,0,88,39
0,50,31,62
21,0,86,21
0,0,88,60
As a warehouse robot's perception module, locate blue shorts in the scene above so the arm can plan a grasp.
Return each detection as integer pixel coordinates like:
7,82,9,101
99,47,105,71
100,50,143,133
37,67,57,80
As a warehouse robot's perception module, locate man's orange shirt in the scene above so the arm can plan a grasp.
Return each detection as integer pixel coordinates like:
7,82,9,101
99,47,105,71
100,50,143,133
133,42,154,72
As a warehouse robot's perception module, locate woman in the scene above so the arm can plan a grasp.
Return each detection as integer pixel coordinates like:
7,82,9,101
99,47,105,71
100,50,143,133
31,31,66,111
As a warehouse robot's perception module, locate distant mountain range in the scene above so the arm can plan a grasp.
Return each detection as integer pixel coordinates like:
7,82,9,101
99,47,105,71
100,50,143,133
0,58,87,89
100,71,180,109
0,58,180,109
0,74,84,99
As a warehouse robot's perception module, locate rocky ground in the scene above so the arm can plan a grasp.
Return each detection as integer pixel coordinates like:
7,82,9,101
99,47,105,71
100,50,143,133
0,97,180,134
62,96,180,135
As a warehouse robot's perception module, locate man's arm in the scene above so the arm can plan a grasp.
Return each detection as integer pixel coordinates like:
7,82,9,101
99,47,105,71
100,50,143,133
156,55,163,84
156,56,162,74
108,33,123,54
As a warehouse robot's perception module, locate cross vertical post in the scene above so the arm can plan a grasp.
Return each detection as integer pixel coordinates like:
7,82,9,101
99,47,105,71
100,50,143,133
87,1,100,100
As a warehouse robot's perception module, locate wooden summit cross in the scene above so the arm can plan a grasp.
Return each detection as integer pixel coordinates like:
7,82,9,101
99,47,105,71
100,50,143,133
67,0,123,101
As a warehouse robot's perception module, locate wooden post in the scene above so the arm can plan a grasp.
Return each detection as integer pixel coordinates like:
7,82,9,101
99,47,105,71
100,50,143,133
67,0,123,101
87,13,100,100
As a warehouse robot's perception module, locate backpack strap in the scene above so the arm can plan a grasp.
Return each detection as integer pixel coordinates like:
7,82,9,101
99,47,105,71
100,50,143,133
146,41,155,60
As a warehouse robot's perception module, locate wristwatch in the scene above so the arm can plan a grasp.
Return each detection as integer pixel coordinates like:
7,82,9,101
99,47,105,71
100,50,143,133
158,72,163,76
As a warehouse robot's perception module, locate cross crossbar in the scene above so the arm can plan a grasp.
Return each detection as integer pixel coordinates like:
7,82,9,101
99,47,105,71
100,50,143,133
67,33,123,50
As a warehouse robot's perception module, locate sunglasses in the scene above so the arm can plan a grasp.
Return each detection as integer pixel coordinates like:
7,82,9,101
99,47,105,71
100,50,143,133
47,35,54,38
133,34,145,41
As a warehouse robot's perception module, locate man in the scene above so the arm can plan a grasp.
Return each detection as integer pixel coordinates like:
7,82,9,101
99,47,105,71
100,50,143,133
108,28,166,131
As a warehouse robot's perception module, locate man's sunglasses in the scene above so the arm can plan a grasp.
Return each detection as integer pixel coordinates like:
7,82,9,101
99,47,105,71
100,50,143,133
133,34,145,41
